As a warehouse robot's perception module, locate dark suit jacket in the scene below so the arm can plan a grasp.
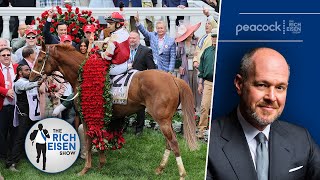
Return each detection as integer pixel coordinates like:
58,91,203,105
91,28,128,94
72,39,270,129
163,0,187,7
19,59,29,67
207,109,320,180
114,0,141,7
132,44,155,71
43,21,77,47
10,0,36,7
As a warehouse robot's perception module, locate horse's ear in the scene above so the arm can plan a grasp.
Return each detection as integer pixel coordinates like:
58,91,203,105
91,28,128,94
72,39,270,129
41,41,46,51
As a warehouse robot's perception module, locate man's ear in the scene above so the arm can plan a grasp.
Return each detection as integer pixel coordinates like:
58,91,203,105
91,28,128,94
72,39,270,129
234,74,243,95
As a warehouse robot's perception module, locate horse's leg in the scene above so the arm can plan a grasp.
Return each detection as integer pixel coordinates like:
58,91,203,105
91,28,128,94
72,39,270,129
78,123,93,175
157,123,186,179
98,150,106,169
155,141,171,175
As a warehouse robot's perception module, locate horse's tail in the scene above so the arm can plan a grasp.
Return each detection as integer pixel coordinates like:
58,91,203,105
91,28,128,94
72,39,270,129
174,77,199,151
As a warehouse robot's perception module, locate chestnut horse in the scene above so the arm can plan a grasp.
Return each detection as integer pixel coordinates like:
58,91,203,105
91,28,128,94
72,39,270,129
29,44,198,179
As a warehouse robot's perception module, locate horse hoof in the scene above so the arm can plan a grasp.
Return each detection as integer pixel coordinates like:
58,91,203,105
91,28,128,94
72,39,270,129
98,163,105,169
77,168,89,176
155,167,164,175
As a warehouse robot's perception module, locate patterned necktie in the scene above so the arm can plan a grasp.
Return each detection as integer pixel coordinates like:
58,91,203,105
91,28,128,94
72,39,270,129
6,66,13,102
255,132,269,180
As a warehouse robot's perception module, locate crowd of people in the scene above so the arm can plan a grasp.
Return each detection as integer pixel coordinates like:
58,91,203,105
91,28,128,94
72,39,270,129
0,2,218,178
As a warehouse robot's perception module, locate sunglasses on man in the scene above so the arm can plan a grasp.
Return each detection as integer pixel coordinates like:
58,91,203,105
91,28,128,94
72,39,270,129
26,36,37,39
1,54,11,57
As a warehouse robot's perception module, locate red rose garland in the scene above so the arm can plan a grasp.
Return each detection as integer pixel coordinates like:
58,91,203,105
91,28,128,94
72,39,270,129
33,5,100,44
78,49,125,151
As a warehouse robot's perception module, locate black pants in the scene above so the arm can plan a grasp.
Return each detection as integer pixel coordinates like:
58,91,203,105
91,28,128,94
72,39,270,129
0,105,15,160
7,114,35,166
135,108,145,134
36,143,47,170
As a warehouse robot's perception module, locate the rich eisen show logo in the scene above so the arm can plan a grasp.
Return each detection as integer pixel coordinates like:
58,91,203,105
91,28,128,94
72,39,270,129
25,118,80,173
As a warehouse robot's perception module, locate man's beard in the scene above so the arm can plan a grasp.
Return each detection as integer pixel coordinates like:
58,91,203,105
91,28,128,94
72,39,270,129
246,107,281,127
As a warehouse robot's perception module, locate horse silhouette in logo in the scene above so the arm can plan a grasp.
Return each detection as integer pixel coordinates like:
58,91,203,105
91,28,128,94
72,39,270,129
30,123,50,170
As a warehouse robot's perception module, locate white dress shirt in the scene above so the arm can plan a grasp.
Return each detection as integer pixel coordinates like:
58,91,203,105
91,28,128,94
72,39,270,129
237,107,270,169
1,63,15,105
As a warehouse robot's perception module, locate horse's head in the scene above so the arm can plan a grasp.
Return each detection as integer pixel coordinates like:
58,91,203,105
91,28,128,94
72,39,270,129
29,43,59,82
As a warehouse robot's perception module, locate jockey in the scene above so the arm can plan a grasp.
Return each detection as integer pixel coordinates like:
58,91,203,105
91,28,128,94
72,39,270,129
100,12,130,75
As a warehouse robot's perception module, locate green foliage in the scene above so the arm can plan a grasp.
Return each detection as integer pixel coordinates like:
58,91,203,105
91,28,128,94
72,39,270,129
1,129,207,180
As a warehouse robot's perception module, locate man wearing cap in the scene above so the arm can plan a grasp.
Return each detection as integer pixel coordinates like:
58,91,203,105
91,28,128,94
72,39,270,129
100,12,130,75
60,35,73,46
0,47,18,163
196,32,216,139
14,28,41,64
134,13,176,73
193,8,218,69
83,25,96,52
43,9,77,47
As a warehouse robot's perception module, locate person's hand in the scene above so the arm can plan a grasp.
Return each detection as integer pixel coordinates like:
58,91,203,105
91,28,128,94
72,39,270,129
134,12,140,22
6,89,14,98
198,83,203,94
38,74,47,85
177,5,186,9
179,67,185,75
89,33,95,44
193,61,199,69
48,8,54,18
203,7,210,17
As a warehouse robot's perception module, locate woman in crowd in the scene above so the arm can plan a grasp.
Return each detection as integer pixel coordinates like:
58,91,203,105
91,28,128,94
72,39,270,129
175,21,201,111
78,38,89,55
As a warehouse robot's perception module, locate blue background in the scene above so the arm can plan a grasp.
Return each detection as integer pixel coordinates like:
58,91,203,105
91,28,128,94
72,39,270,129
212,0,320,144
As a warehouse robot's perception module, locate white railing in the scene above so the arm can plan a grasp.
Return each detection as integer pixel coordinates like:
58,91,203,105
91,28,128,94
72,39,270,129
0,1,218,41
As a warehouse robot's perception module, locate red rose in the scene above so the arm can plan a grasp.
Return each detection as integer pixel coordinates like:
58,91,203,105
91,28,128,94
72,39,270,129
65,16,69,21
67,8,72,13
75,37,80,43
90,17,95,22
70,13,74,18
88,11,92,16
50,27,55,33
57,9,62,15
72,29,78,35
75,7,79,14
51,19,55,23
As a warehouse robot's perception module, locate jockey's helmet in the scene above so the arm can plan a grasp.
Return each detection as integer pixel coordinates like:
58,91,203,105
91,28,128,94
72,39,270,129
105,12,125,26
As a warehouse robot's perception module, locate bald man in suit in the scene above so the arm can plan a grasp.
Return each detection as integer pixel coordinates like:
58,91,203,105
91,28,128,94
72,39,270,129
207,47,320,180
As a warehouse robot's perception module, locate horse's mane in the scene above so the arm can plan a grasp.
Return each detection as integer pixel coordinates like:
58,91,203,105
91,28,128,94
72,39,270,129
52,44,86,65
55,44,78,52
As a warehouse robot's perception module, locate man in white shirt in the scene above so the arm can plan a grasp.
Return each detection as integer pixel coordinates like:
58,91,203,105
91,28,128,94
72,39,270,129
0,47,18,163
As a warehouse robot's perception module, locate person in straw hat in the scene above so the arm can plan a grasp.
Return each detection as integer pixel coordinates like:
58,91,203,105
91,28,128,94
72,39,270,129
175,21,201,109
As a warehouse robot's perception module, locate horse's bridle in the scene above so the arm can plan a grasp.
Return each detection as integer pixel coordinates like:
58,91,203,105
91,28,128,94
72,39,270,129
31,47,50,77
31,45,79,102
